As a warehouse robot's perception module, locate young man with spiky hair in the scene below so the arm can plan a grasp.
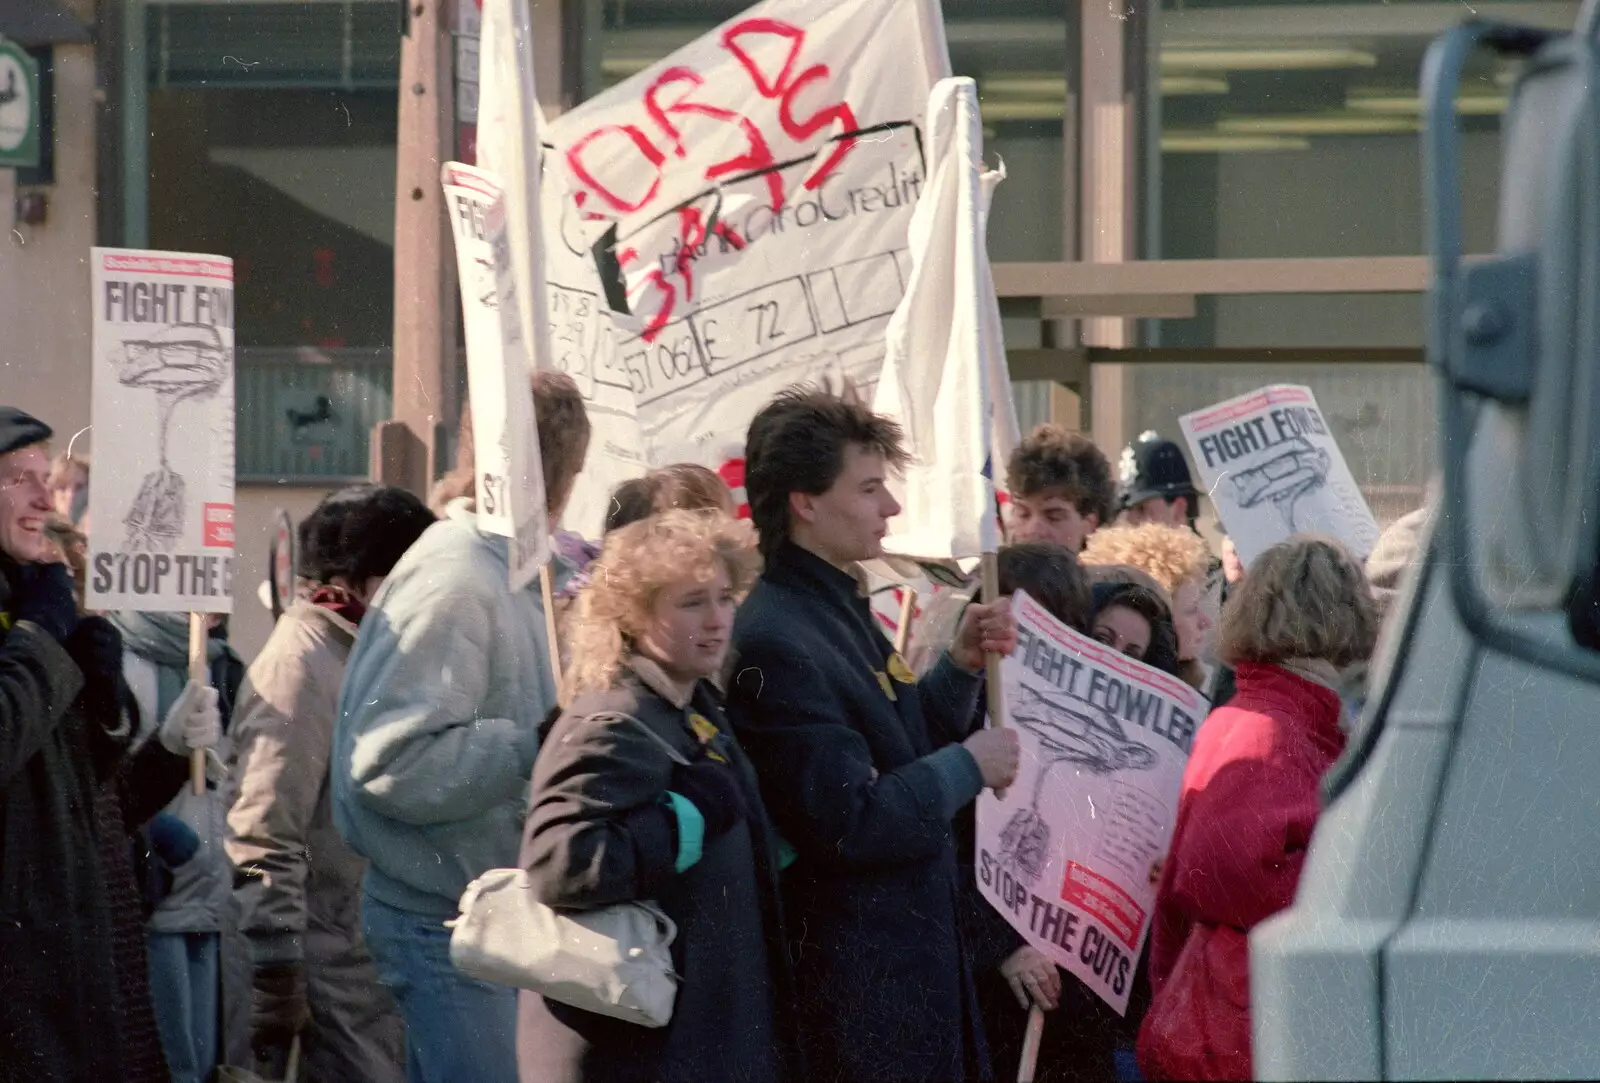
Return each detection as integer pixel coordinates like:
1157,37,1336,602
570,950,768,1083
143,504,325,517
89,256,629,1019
1006,424,1118,553
727,384,1020,1083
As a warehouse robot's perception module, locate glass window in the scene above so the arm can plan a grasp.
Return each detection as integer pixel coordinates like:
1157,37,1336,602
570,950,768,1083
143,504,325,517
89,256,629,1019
1154,0,1523,263
1122,0,1560,518
144,1,402,479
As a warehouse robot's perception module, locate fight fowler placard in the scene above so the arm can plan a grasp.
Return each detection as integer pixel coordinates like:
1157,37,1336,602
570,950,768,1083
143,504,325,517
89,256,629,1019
86,248,236,614
1179,384,1380,566
975,590,1206,1014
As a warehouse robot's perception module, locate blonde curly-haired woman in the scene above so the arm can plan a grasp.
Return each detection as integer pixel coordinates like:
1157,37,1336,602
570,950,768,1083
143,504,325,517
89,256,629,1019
1081,523,1216,691
517,510,796,1083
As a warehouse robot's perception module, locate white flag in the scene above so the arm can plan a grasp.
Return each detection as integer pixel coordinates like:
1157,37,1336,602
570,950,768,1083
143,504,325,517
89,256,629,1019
540,0,950,500
874,77,1019,562
477,0,646,539
440,162,550,589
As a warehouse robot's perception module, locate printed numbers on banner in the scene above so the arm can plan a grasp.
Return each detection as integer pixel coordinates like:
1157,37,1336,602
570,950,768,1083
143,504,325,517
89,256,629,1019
655,333,698,383
481,473,508,516
622,346,652,397
553,322,590,379
749,299,784,347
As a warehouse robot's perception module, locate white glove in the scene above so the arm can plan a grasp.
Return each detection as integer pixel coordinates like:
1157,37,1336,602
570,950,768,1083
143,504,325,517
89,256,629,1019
159,681,221,756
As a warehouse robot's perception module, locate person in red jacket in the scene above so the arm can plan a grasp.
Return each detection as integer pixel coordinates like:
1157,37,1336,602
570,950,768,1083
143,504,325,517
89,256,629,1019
1137,536,1379,1081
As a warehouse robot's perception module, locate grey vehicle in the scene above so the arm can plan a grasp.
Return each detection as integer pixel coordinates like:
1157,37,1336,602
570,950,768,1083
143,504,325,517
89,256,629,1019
1252,5,1600,1080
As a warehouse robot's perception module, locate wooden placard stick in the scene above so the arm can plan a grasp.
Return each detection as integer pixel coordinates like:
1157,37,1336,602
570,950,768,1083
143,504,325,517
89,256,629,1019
893,588,918,656
1017,1004,1045,1083
187,612,208,795
539,563,563,701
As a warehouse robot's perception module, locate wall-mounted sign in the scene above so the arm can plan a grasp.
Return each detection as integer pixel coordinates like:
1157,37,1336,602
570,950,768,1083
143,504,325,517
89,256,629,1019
0,38,40,169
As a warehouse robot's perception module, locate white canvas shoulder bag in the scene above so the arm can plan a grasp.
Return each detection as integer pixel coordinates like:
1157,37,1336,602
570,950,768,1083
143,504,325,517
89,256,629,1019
448,711,691,1029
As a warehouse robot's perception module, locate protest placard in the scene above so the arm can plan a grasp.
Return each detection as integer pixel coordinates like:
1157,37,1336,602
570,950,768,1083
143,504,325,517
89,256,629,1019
86,248,236,615
537,0,949,487
1179,384,1380,566
441,162,550,591
975,590,1207,1015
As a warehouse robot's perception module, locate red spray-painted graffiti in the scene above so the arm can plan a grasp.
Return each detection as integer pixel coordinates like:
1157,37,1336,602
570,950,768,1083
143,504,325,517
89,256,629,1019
562,17,861,343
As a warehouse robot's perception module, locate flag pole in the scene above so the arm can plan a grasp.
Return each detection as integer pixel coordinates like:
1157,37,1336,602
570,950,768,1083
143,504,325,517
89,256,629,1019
186,612,208,795
539,562,563,700
981,552,1005,730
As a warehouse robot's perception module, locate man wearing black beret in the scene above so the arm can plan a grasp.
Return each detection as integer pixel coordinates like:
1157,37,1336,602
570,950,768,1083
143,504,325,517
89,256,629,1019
0,406,144,1080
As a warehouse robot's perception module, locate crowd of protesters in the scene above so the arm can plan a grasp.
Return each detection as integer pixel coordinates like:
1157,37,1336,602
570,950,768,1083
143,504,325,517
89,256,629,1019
0,374,1430,1083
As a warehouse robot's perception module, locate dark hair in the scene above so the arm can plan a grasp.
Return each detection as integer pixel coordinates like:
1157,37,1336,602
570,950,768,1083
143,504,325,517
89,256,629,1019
1006,425,1116,526
437,372,592,519
532,371,592,521
1090,580,1181,676
998,543,1092,632
300,485,437,586
744,384,908,558
604,475,661,534
605,463,735,534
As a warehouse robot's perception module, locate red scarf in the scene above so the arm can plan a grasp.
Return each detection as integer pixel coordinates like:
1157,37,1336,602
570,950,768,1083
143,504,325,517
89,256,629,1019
309,585,367,626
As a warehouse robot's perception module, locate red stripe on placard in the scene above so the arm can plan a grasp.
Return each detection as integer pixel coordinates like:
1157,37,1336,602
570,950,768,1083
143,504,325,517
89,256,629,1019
1016,592,1202,707
718,458,751,519
1061,861,1145,950
444,167,500,198
100,253,233,280
1185,386,1312,431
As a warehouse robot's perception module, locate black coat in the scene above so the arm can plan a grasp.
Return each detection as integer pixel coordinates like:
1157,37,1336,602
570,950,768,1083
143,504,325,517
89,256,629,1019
0,572,135,1083
727,542,991,1083
517,666,795,1083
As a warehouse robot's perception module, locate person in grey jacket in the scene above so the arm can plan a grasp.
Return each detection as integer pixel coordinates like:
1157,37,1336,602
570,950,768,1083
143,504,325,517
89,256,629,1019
114,608,238,1083
225,485,435,1082
333,372,590,1083
519,509,795,1083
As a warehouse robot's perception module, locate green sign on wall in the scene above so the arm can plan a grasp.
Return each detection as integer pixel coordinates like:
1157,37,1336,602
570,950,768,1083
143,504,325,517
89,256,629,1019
0,37,40,169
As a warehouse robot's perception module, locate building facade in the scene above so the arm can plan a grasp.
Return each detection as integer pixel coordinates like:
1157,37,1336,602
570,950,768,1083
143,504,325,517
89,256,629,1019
3,0,1571,654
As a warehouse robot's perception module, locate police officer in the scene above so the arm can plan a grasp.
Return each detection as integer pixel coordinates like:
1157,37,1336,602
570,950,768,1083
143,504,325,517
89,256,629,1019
1117,430,1202,529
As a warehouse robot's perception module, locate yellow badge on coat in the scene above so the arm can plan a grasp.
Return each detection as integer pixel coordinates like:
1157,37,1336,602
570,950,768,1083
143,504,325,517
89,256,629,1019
687,711,728,763
875,671,897,702
886,652,916,685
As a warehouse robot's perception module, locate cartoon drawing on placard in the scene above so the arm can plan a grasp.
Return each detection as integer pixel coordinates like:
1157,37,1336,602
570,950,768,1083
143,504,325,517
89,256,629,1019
116,323,230,551
1228,436,1332,533
999,682,1160,884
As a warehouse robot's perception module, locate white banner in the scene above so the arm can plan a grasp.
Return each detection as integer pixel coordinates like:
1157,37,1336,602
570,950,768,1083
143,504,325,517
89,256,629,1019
540,0,949,490
441,162,550,589
875,77,1017,561
477,0,645,539
1179,384,1380,566
975,590,1207,1014
86,248,236,615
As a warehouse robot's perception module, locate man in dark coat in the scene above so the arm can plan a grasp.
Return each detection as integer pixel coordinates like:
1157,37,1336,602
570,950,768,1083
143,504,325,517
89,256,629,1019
0,407,140,1082
726,386,1021,1083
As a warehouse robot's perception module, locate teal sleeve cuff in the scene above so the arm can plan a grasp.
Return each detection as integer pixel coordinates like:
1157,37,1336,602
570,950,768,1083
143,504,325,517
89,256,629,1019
663,791,706,874
776,836,798,871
